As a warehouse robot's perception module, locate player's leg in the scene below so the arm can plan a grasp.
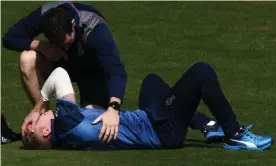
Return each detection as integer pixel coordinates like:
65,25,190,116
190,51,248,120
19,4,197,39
190,112,214,130
153,62,273,150
138,73,224,143
138,74,170,111
150,62,214,148
190,112,225,143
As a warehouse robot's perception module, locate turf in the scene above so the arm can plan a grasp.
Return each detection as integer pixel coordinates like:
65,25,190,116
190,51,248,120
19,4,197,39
1,1,276,166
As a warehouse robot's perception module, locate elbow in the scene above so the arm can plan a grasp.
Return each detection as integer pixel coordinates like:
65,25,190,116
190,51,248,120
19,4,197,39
2,34,11,49
2,34,16,51
2,33,27,52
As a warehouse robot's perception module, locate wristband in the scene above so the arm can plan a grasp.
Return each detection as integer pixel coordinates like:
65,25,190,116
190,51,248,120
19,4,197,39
109,101,120,111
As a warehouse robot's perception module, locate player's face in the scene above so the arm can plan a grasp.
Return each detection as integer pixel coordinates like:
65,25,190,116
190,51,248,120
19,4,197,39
63,19,76,50
32,111,54,144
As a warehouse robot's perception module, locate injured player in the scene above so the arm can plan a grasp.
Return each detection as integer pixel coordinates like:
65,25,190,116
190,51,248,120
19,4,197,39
22,62,273,150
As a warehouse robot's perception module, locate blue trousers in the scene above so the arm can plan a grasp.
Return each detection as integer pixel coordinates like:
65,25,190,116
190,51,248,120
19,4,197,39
138,62,240,148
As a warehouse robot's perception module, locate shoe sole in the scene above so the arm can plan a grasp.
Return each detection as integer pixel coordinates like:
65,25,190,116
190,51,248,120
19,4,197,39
223,141,273,151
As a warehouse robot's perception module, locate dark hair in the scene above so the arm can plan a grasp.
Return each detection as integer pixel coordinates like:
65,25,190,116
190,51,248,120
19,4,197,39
40,7,73,46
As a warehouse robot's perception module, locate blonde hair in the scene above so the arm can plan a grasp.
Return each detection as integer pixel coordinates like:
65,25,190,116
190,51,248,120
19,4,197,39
22,132,42,150
22,131,51,150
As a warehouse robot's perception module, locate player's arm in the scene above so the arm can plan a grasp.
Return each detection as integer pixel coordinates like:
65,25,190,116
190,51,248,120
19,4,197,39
23,67,76,135
2,7,42,51
42,67,87,145
2,6,55,57
86,23,127,143
41,67,75,103
85,23,127,107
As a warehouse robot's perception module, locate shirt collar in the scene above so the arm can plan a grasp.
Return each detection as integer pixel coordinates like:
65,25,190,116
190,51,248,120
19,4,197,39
50,119,61,149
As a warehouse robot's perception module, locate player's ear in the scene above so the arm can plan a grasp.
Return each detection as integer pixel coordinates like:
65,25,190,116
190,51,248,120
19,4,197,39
42,128,51,137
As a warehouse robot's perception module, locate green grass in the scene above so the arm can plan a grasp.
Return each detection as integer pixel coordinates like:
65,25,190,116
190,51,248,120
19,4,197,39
2,1,276,165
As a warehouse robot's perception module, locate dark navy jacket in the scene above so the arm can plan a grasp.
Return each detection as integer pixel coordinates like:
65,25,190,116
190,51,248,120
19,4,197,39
2,1,127,100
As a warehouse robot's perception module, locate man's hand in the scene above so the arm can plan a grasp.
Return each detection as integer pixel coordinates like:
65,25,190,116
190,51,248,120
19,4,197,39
21,100,48,136
31,40,68,61
92,107,119,143
21,110,40,136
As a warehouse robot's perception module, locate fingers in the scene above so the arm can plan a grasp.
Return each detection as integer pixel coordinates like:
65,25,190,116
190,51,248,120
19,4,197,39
31,112,40,132
31,118,39,132
92,115,102,124
101,124,118,143
103,125,111,142
21,120,29,137
107,125,115,143
21,112,40,136
96,112,120,143
99,124,107,140
114,125,119,140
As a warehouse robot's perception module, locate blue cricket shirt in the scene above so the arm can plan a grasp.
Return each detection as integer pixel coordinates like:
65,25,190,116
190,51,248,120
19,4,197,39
51,99,161,150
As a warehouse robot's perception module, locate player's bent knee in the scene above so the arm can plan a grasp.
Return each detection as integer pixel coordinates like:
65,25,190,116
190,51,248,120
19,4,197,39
193,61,214,73
20,50,53,78
143,74,162,83
19,50,37,72
193,61,210,69
193,61,217,80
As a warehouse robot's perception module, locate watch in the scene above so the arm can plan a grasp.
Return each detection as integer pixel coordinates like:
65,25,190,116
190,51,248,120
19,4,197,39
109,101,120,111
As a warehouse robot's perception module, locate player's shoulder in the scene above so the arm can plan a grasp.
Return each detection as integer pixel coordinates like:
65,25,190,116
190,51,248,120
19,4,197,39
73,2,105,18
55,99,82,117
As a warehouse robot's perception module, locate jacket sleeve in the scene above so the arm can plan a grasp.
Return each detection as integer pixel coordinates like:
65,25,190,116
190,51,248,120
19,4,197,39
85,23,127,101
2,7,42,52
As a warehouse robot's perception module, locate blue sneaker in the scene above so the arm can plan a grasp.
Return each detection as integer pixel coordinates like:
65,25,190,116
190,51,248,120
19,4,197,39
202,121,225,143
223,125,273,150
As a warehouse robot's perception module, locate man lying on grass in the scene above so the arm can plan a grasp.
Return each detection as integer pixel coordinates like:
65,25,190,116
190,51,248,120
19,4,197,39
22,62,273,150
